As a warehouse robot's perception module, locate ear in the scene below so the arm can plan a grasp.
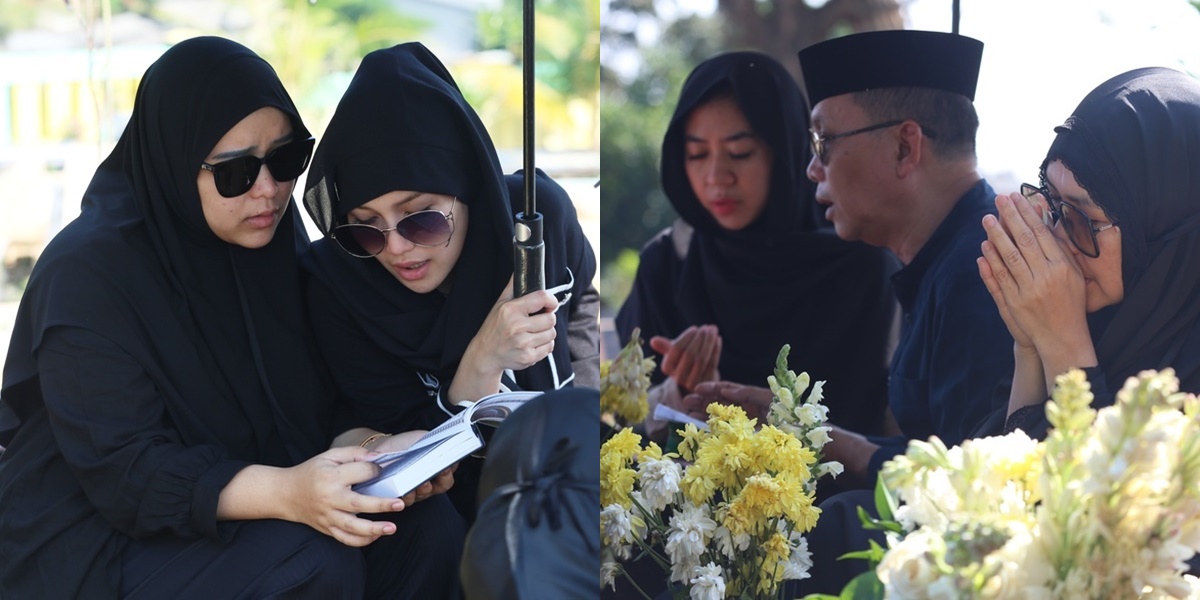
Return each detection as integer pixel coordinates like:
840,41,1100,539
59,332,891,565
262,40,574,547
894,120,924,178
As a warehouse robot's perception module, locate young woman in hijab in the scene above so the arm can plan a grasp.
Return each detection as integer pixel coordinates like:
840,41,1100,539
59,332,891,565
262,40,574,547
614,51,898,440
978,66,1200,437
300,42,599,519
0,37,460,599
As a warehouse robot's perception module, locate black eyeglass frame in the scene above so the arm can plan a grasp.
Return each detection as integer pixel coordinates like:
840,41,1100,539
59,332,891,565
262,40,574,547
1020,182,1117,259
808,120,904,164
200,136,315,198
330,198,457,258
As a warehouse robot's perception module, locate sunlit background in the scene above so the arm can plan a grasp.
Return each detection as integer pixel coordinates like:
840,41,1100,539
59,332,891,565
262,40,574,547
0,0,600,366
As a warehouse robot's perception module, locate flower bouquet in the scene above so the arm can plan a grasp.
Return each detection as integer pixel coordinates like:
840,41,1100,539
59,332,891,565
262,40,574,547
601,327,655,431
601,345,843,599
837,369,1200,599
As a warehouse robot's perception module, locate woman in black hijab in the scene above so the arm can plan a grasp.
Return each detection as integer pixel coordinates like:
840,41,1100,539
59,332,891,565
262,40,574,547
300,43,599,518
0,37,459,599
614,51,898,438
978,66,1200,437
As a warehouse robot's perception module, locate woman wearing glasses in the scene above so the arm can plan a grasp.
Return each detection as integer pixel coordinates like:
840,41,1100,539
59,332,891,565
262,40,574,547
299,43,599,519
0,37,461,598
613,51,897,440
978,66,1200,437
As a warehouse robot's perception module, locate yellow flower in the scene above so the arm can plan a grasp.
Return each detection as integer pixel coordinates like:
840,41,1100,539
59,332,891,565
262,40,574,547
600,328,655,425
725,474,817,538
758,531,791,596
600,428,642,508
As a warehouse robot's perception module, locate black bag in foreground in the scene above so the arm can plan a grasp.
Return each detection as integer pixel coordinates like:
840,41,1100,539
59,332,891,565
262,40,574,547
460,387,600,599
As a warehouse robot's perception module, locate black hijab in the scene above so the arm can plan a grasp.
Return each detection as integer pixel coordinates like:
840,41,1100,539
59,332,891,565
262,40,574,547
1042,66,1200,393
616,52,896,424
302,42,577,393
1,36,327,462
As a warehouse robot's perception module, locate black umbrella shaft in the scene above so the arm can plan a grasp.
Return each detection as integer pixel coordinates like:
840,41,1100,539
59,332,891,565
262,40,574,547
523,0,535,215
514,0,545,298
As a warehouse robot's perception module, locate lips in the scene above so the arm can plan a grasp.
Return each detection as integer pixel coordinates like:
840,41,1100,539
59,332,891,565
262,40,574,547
708,198,739,217
392,259,430,282
244,209,278,229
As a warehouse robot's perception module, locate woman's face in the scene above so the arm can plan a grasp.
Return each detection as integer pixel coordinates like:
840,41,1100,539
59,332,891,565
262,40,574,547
197,107,297,248
683,95,773,231
1044,160,1124,312
347,191,468,295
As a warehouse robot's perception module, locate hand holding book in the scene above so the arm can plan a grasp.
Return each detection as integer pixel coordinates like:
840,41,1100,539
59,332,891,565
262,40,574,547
353,390,544,498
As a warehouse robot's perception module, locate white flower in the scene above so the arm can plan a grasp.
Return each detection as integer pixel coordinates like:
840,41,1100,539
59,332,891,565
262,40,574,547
877,528,942,598
689,563,726,600
601,561,619,591
601,504,637,559
666,503,717,583
637,457,681,512
782,534,813,581
817,461,844,479
712,526,736,559
793,403,825,427
806,426,832,449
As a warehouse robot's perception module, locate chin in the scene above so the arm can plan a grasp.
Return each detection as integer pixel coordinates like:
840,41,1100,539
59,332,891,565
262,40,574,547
231,230,276,249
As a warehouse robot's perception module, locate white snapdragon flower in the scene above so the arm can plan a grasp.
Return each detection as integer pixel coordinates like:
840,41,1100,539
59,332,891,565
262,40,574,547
689,563,726,600
817,461,844,479
805,426,832,449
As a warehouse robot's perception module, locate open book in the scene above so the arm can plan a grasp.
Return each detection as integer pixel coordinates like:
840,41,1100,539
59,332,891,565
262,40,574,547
353,390,544,498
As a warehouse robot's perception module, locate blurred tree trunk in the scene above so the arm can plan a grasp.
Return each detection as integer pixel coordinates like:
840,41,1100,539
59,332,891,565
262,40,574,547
716,0,903,89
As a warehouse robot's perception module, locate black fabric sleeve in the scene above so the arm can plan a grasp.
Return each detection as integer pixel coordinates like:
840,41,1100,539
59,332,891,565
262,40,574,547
1003,366,1110,439
37,326,249,540
569,278,601,389
304,273,448,434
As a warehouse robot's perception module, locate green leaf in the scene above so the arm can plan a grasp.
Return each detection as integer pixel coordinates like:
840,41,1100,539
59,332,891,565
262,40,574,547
838,538,886,565
840,571,885,599
797,595,841,600
873,476,898,523
855,505,903,534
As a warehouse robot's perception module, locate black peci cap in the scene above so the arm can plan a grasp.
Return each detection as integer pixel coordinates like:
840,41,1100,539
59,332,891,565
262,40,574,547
798,30,984,106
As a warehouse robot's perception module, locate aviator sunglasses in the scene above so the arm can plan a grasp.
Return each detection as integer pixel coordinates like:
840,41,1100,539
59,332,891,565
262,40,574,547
200,136,315,198
1020,183,1117,259
331,198,457,258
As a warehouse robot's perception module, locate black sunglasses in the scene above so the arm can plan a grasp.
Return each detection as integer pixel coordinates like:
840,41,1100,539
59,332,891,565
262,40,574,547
200,136,315,198
331,199,457,258
1020,183,1117,259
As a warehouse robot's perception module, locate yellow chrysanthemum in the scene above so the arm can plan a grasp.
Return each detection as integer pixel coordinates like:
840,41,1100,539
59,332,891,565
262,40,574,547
750,425,817,480
600,428,643,508
757,531,791,595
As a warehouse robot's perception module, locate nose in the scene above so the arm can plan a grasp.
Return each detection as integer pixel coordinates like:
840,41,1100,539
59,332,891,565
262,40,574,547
806,154,824,183
703,156,734,187
384,226,415,255
248,163,279,198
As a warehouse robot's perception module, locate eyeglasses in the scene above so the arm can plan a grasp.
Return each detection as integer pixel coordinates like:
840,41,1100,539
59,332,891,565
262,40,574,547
331,199,456,257
1020,183,1117,258
200,137,315,198
809,120,904,164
